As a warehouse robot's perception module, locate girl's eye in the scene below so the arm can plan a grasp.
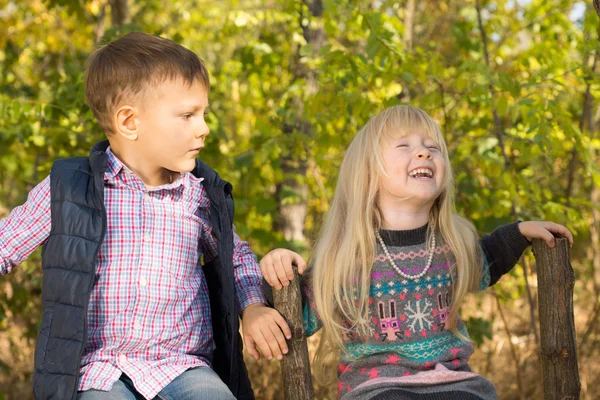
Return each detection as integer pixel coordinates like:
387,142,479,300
397,143,409,148
427,145,439,150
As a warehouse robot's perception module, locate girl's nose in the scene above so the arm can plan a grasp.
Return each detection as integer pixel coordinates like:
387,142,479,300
416,150,432,160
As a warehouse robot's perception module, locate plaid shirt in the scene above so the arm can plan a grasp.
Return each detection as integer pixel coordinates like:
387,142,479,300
0,148,266,399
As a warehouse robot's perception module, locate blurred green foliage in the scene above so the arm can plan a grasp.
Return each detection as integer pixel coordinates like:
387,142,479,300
0,0,598,398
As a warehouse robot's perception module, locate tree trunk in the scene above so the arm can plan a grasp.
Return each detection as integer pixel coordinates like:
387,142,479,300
403,0,415,51
590,187,600,292
273,267,314,400
399,0,415,103
109,0,130,26
275,0,324,243
565,52,596,203
533,238,580,400
475,0,539,347
93,6,107,47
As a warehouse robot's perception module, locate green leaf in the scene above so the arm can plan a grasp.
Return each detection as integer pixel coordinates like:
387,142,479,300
11,101,21,122
464,317,493,347
496,96,508,116
299,43,313,57
518,98,535,106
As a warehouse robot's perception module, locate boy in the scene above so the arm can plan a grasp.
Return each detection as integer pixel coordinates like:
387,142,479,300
0,32,290,400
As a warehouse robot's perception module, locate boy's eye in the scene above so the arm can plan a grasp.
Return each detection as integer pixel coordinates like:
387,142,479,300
182,113,193,120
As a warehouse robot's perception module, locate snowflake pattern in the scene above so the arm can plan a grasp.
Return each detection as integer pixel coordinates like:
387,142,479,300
404,299,434,331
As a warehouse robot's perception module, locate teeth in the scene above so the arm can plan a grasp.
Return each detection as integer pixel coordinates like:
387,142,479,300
409,168,433,178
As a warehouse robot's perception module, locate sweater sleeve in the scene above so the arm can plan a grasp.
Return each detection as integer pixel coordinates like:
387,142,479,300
479,221,531,288
302,284,322,336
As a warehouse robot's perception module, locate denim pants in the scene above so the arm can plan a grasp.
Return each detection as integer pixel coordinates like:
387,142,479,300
77,367,236,400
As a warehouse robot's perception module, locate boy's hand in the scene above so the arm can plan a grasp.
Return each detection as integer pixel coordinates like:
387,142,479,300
241,303,292,361
518,221,574,248
260,249,307,290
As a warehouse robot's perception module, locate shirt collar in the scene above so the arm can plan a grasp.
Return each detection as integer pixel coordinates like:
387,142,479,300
379,223,429,247
104,147,203,190
104,147,124,181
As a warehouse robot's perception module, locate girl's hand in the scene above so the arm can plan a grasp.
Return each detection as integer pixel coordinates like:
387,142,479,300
518,221,574,248
260,249,307,290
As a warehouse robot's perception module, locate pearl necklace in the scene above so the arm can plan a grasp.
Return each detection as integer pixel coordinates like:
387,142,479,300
376,231,436,280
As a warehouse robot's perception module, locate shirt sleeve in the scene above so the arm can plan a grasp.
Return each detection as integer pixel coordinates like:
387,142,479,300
198,207,267,311
230,225,268,310
479,221,531,288
0,176,52,275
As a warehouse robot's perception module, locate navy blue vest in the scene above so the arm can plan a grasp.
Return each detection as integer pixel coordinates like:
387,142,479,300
32,141,254,399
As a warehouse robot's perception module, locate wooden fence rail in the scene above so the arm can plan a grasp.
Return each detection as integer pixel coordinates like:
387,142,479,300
272,266,315,400
533,238,580,400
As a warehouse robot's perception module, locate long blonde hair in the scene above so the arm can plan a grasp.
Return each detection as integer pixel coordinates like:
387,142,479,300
310,105,482,383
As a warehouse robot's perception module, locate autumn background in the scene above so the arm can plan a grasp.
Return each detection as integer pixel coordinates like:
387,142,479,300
0,0,599,399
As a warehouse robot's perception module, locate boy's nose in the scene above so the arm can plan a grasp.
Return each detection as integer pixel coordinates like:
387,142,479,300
196,130,209,139
195,123,210,139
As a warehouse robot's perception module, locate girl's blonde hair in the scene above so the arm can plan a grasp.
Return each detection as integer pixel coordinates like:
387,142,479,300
309,105,482,383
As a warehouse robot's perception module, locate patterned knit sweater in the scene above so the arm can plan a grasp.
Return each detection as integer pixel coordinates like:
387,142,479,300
301,222,530,399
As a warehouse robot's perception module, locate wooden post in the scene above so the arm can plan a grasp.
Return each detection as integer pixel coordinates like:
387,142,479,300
532,237,580,400
273,267,315,400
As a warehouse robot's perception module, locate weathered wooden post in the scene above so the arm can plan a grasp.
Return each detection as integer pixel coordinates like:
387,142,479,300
273,266,315,400
532,237,580,400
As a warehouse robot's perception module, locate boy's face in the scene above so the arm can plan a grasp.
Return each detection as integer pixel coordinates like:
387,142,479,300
135,78,210,175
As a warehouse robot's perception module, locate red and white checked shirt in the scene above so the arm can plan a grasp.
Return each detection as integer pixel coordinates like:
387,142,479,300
0,148,266,399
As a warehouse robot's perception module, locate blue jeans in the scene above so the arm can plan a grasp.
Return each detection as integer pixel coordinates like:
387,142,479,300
77,367,236,400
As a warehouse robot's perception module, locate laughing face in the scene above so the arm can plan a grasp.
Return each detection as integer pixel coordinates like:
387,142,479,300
378,132,446,211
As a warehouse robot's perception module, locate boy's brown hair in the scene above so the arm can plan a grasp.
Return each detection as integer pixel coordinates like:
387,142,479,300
85,32,210,135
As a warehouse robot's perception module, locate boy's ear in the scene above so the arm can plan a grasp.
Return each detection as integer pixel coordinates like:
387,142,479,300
114,105,139,141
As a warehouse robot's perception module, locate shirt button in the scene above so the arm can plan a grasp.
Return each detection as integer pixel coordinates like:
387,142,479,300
139,277,147,286
134,321,141,331
144,233,151,242
119,354,127,363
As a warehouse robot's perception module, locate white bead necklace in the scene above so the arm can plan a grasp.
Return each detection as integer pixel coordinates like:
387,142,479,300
376,231,436,280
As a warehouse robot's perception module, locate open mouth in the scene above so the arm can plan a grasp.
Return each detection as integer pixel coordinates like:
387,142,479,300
408,168,434,179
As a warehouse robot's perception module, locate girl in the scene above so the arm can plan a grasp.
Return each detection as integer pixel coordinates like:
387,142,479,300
261,105,573,400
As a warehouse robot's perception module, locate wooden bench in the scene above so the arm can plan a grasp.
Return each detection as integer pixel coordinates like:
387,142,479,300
273,238,580,400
